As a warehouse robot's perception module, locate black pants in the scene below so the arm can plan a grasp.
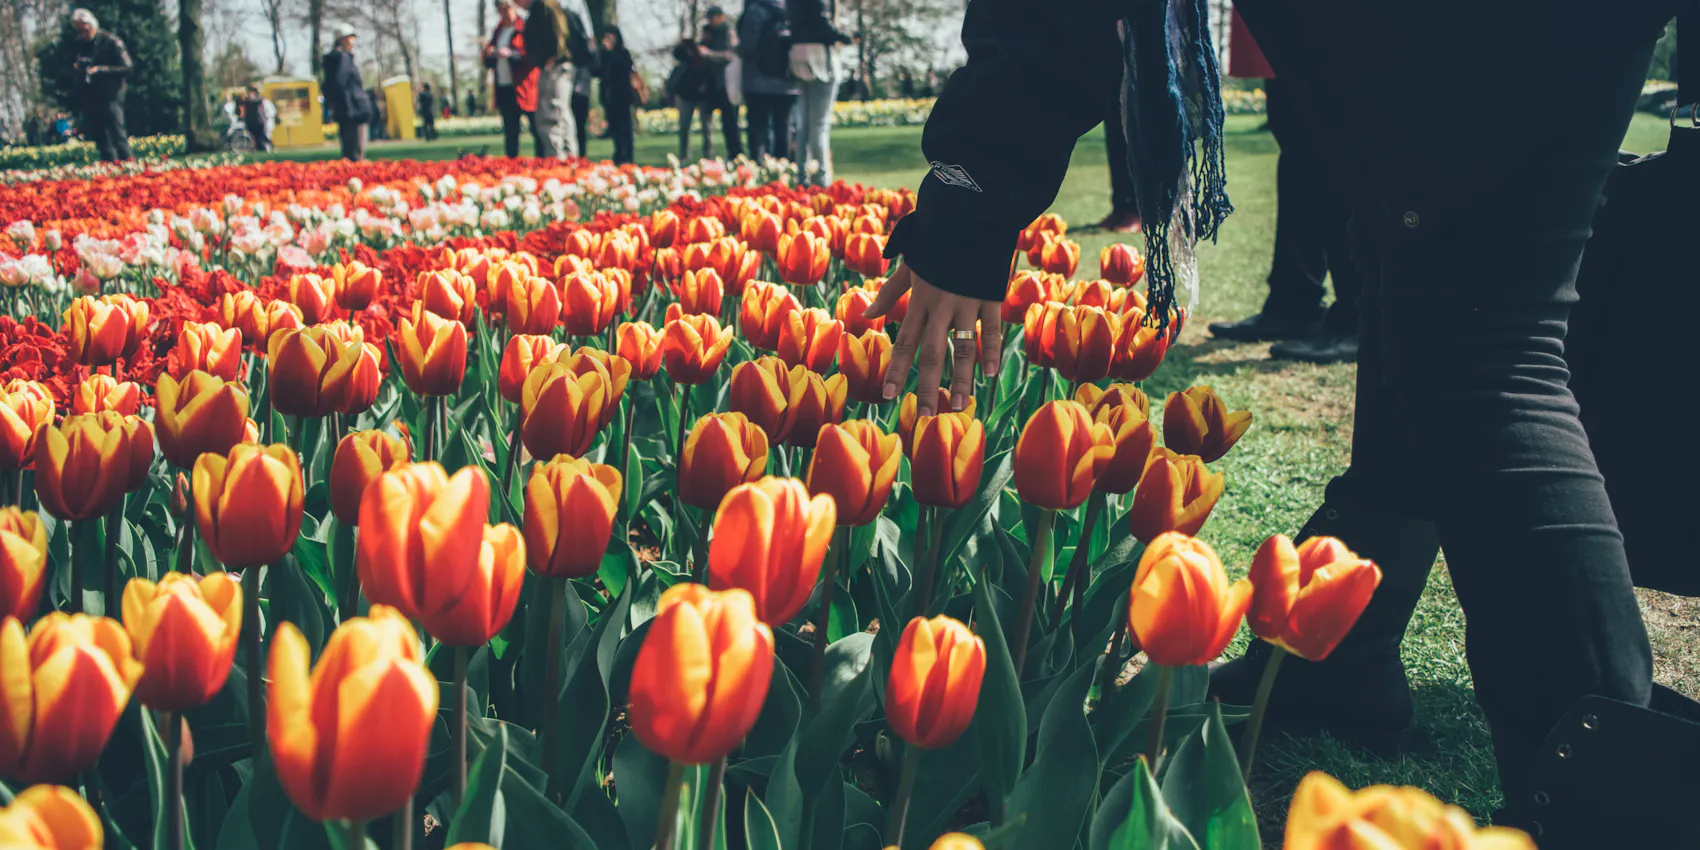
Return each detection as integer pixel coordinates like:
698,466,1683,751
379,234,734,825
1102,107,1138,214
420,113,437,141
337,120,366,161
495,85,525,157
244,118,272,152
745,93,794,163
605,102,634,164
1264,77,1359,331
708,89,743,158
572,92,591,158
83,98,131,161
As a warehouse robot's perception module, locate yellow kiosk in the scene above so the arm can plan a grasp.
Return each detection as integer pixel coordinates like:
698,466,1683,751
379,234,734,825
382,77,417,142
262,79,325,149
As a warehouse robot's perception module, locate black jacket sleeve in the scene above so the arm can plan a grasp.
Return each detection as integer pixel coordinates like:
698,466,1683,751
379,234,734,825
883,0,1126,301
520,6,562,73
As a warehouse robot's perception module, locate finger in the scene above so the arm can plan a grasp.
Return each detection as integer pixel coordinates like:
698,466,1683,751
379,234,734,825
948,304,981,412
914,309,953,417
864,263,912,320
883,295,925,400
978,301,1004,378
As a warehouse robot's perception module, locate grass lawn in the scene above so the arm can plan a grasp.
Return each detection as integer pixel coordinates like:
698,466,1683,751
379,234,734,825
258,112,1691,841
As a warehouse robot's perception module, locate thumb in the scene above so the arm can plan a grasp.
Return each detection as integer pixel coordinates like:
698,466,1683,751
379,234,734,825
863,263,913,320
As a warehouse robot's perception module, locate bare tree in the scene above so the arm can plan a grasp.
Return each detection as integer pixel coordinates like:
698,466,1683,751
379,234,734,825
179,0,218,150
308,0,323,77
0,0,67,139
256,0,295,74
440,0,457,113
842,0,957,97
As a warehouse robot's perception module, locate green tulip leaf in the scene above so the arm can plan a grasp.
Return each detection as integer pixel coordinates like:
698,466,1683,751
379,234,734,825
1159,702,1260,850
1091,757,1200,850
495,764,600,850
744,793,784,850
795,633,874,800
972,566,1028,820
612,732,673,850
445,723,507,846
938,449,1013,577
1003,662,1101,849
139,707,195,850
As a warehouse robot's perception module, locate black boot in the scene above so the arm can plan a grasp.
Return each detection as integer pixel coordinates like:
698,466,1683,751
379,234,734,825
1207,308,1323,342
1209,501,1440,757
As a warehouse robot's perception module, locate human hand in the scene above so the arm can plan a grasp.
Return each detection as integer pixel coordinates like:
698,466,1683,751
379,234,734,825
864,262,1003,417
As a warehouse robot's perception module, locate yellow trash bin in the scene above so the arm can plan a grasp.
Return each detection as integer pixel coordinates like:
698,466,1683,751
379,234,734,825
262,79,325,149
382,77,416,142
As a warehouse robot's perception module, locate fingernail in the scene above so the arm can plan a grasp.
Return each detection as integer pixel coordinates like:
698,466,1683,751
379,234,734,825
985,364,999,377
919,406,933,417
951,392,966,411
882,382,898,400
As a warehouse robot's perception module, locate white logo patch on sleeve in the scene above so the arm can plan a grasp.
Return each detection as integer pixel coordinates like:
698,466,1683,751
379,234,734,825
928,161,983,192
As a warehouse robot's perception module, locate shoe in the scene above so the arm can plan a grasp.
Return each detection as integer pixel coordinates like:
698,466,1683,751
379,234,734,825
1207,310,1324,342
1270,329,1359,363
1092,210,1142,233
1209,502,1440,758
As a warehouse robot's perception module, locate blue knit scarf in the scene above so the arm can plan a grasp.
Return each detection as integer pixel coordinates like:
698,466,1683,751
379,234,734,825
1121,0,1233,331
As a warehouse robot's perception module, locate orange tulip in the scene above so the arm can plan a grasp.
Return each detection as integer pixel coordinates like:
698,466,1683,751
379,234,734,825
0,613,142,783
559,270,622,336
497,334,563,405
173,320,243,381
1022,301,1061,369
333,260,383,310
683,237,745,286
268,606,438,822
192,443,304,568
595,230,640,272
672,268,725,317
1013,401,1115,511
1037,235,1080,277
1017,213,1067,255
1284,772,1537,850
628,583,775,764
708,477,836,625
216,290,264,347
616,321,664,381
1075,382,1150,419
777,231,830,286
834,287,884,337
70,373,141,416
739,280,801,351
741,209,783,254
1044,303,1122,384
776,307,843,373
682,215,727,245
521,359,616,461
490,259,535,308
555,347,630,429
419,268,477,325
798,215,847,257
1126,447,1225,543
64,294,147,366
680,413,769,511
0,382,53,472
885,616,986,749
661,313,733,385
0,508,47,623
523,454,621,579
268,326,384,417
329,430,412,525
1247,535,1383,662
288,272,337,324
806,421,900,526
505,273,562,335
838,329,892,405
421,523,525,646
357,462,493,622
1099,243,1144,286
259,299,306,348
909,413,985,509
649,209,680,248
1091,399,1157,495
154,370,250,469
843,232,887,278
725,250,762,298
121,572,241,711
651,246,683,283
33,413,153,521
897,389,975,454
1002,270,1059,325
1126,532,1251,666
1163,386,1253,463
1109,310,1173,382
778,366,847,448
727,356,791,442
395,307,468,397
1060,278,1130,312
0,784,103,847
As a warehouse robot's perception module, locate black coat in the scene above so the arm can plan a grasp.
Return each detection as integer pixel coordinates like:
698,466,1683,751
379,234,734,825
788,0,852,46
599,46,635,106
74,31,132,103
518,0,564,74
321,49,372,123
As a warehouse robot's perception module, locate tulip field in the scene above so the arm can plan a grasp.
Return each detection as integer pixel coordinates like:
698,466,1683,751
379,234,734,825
0,145,1543,850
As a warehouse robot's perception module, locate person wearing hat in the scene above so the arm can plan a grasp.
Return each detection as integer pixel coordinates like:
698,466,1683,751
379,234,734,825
321,25,374,161
700,6,742,159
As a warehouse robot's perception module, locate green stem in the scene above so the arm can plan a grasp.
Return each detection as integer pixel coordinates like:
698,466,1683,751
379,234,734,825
699,757,728,849
689,509,714,584
1058,488,1107,637
1239,645,1288,780
12,467,24,511
617,396,636,525
500,406,523,511
883,744,925,849
394,794,413,850
176,494,196,574
1010,508,1055,677
243,563,264,756
911,505,947,618
671,382,692,555
653,760,688,850
1094,597,1132,701
166,710,184,850
1144,665,1175,771
104,498,122,616
809,526,849,713
540,576,568,797
340,821,365,850
69,520,82,613
453,644,471,808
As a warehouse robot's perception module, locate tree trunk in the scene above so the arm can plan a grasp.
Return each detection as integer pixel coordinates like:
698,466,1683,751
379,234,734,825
477,0,489,108
441,0,459,112
309,0,325,78
269,10,287,75
178,0,218,152
856,0,866,100
586,0,617,36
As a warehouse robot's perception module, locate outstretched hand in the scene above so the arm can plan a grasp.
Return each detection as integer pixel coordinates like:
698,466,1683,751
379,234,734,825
863,262,1003,418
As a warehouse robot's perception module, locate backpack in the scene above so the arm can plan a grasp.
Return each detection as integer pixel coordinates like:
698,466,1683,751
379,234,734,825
754,6,792,79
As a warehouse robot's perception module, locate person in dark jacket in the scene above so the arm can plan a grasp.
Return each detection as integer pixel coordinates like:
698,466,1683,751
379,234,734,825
565,7,598,159
699,6,742,158
68,8,132,161
788,0,853,184
737,0,797,163
417,83,438,140
320,26,373,161
598,26,637,164
668,39,715,159
514,0,575,157
864,1,1695,846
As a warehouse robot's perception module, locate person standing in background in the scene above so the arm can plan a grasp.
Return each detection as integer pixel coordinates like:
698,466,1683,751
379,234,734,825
68,8,132,161
598,26,638,164
514,0,575,158
321,26,373,161
738,0,798,163
668,39,716,159
466,91,478,116
699,6,743,159
788,0,854,184
565,6,597,158
417,83,438,141
240,85,273,151
484,0,536,157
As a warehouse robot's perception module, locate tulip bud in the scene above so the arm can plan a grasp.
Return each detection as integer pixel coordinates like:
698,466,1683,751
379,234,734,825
927,835,987,850
661,313,733,385
0,613,142,783
288,272,337,325
777,231,830,286
329,430,412,525
1126,447,1225,544
192,443,305,568
833,288,884,339
505,273,562,335
170,472,190,517
827,330,888,407
1162,386,1253,463
0,508,48,622
64,294,148,367
682,215,726,245
616,321,664,381
268,326,384,417
268,606,438,822
777,308,844,374
1037,235,1080,277
727,356,791,442
843,232,888,278
708,477,836,625
741,209,783,254
806,421,900,527
1247,535,1383,662
556,347,630,429
628,584,775,764
858,276,911,324
521,358,616,461
1284,772,1537,849
909,412,985,509
70,373,141,415
885,616,986,749
259,299,306,348
419,268,477,325
523,454,621,579
680,413,769,511
560,270,622,336
422,523,525,646
779,366,847,449
395,306,468,397
121,572,242,711
0,785,103,847
1022,301,1061,369
1042,303,1122,384
155,370,251,469
740,281,802,352
1017,214,1066,255
897,389,975,454
333,260,383,310
1075,382,1150,419
1109,310,1172,382
1091,400,1157,495
173,320,244,381
358,462,493,621
34,412,154,521
1099,243,1144,286
1013,401,1115,511
1126,533,1251,666
672,268,725,317
0,382,54,472
649,209,680,248
497,334,563,406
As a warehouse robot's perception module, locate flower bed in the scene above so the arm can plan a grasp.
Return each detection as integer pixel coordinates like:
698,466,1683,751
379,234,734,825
0,154,1528,850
